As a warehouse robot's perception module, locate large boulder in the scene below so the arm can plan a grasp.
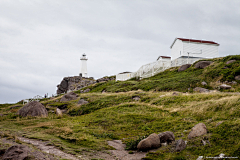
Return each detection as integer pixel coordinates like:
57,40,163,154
194,61,213,69
158,131,175,144
57,79,68,94
226,60,236,64
18,101,48,117
178,64,191,72
3,145,30,160
188,123,207,139
175,139,186,152
60,92,79,102
137,133,160,151
193,87,209,93
219,84,231,89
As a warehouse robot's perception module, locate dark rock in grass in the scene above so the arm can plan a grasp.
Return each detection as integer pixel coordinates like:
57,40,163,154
83,88,91,93
18,101,48,117
3,145,30,160
60,92,79,102
193,87,209,93
10,105,21,109
172,92,179,96
78,99,89,105
132,96,140,101
176,139,186,152
226,60,236,64
0,113,3,117
235,75,240,81
219,84,231,89
158,131,175,144
194,61,213,69
188,123,207,139
201,81,207,86
178,64,191,72
137,133,160,151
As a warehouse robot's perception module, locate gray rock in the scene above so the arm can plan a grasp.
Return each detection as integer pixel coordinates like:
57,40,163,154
132,96,140,101
232,81,237,85
3,145,30,160
216,121,223,127
18,101,48,117
176,139,186,152
60,92,79,102
56,108,62,116
137,133,160,151
188,123,207,139
84,88,91,93
0,113,4,117
226,60,236,64
10,105,22,109
219,84,231,89
235,75,240,81
201,81,207,86
178,64,191,72
201,140,206,146
158,131,175,144
172,92,179,96
193,87,209,93
195,61,213,69
78,99,89,105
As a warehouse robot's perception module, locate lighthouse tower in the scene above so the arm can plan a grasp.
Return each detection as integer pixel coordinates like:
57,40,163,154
80,53,88,77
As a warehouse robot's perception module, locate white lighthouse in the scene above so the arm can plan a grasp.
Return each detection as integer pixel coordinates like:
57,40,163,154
80,53,88,77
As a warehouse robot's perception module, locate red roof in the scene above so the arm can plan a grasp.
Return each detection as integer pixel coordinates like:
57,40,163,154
170,38,219,48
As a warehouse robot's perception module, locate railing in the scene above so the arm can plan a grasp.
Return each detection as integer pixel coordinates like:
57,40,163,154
116,57,205,81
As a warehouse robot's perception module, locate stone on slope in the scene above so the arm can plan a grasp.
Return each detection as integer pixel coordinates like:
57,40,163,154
18,101,48,117
56,108,62,116
178,64,191,72
78,99,89,105
194,61,213,69
3,145,30,160
137,133,160,151
175,139,186,152
219,84,231,89
188,123,207,139
226,60,236,64
83,88,91,93
158,131,175,144
235,75,240,81
193,87,209,93
132,96,140,101
201,81,207,86
60,92,79,102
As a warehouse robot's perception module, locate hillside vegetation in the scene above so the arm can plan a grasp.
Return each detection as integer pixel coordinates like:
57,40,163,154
1,55,240,160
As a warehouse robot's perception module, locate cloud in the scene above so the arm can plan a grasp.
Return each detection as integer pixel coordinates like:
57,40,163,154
0,0,240,103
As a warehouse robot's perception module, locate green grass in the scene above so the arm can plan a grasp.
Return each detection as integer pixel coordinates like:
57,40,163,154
1,55,240,159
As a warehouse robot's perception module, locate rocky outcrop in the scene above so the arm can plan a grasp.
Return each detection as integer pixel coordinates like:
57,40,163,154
97,77,115,83
219,84,231,89
158,131,175,144
193,87,209,93
2,145,30,160
188,123,207,139
57,76,96,94
194,61,213,69
178,64,191,72
235,75,240,81
60,92,79,102
18,101,48,117
175,139,186,152
137,133,160,151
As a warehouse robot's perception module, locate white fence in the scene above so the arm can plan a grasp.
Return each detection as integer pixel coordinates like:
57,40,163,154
116,57,205,81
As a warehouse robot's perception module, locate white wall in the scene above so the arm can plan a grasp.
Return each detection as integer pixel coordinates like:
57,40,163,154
171,39,183,60
183,42,219,59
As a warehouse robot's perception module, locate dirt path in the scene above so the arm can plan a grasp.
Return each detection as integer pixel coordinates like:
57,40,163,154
107,140,157,160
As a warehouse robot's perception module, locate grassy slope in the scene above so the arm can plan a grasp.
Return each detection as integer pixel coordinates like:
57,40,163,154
1,55,240,159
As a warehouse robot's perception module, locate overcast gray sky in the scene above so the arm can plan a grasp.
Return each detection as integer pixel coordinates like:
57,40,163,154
0,0,240,103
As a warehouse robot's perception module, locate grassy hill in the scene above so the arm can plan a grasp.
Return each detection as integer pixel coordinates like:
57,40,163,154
1,55,240,160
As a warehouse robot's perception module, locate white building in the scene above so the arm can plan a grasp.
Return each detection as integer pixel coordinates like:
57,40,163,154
80,53,88,77
170,38,219,60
